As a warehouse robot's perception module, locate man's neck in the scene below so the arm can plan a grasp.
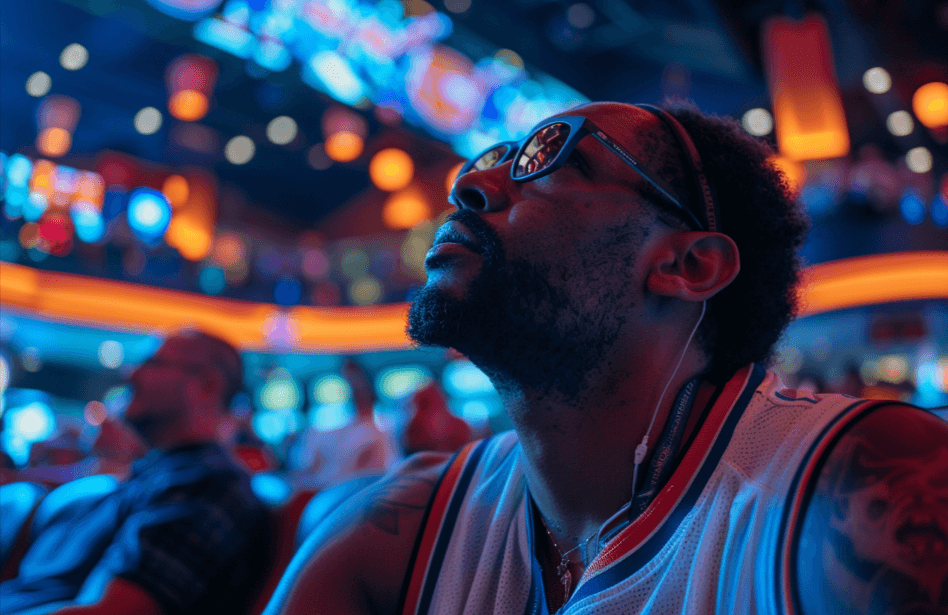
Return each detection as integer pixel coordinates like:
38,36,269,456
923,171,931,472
500,352,711,555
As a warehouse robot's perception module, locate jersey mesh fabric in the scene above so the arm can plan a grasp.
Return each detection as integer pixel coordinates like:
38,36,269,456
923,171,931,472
418,370,867,615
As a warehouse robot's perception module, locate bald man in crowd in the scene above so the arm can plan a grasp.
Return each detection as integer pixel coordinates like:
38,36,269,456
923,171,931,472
267,102,948,614
2,330,270,615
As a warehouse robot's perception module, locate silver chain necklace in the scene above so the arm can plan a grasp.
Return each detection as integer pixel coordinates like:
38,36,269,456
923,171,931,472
539,516,597,597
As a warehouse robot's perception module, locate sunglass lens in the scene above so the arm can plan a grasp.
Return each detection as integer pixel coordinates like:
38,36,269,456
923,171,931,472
470,144,512,172
513,122,572,179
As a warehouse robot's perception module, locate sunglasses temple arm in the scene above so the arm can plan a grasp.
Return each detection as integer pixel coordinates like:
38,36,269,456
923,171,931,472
591,133,704,230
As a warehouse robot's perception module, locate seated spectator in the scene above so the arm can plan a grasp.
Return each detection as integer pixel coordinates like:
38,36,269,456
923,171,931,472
287,358,400,490
0,329,270,615
400,383,472,455
89,417,149,479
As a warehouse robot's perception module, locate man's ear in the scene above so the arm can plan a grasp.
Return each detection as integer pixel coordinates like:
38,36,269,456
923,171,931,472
646,232,740,301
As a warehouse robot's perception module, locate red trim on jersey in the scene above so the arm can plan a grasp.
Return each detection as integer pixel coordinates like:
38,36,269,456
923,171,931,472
584,365,758,578
400,441,479,615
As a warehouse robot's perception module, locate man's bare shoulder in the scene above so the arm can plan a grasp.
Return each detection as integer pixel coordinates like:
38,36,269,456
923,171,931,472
267,452,452,615
796,404,948,615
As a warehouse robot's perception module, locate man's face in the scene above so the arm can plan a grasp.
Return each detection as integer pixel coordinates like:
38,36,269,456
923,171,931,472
124,337,206,445
408,103,668,397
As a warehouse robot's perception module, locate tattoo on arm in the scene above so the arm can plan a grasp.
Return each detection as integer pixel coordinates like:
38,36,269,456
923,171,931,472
362,475,436,536
803,426,948,614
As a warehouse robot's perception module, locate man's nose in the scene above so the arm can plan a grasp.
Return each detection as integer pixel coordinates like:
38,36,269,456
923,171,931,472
450,167,510,213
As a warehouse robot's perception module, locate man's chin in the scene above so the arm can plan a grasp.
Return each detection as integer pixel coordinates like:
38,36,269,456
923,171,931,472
406,283,465,349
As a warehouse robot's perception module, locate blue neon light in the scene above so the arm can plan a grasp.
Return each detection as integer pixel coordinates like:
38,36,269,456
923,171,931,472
71,202,106,243
127,188,172,241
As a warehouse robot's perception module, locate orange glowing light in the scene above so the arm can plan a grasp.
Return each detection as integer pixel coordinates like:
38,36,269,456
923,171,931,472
29,160,56,197
212,233,245,268
168,89,209,121
18,223,40,249
770,156,807,196
324,131,364,162
84,401,107,426
162,174,190,208
36,127,72,158
912,82,948,129
799,251,948,317
0,261,412,352
76,172,105,206
445,161,464,194
763,15,850,161
369,148,414,191
3,253,945,352
383,187,431,229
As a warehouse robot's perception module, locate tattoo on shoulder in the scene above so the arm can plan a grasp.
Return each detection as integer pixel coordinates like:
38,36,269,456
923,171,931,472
362,475,437,536
808,429,948,613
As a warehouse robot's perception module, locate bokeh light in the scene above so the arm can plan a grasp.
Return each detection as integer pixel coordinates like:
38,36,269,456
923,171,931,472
198,266,226,294
134,107,163,135
259,369,302,412
741,108,774,136
886,110,914,136
324,131,363,162
313,374,352,405
161,174,190,207
98,340,124,369
348,275,383,305
211,233,245,268
84,401,107,427
369,148,414,191
307,144,333,170
912,82,948,128
36,128,71,158
266,115,298,145
225,135,255,164
9,402,55,441
70,201,106,243
340,248,370,278
906,147,933,173
566,3,595,29
444,0,471,13
59,43,89,70
377,365,432,400
862,67,891,94
443,360,495,396
21,347,42,373
383,188,431,229
168,89,209,121
25,72,51,97
127,188,172,240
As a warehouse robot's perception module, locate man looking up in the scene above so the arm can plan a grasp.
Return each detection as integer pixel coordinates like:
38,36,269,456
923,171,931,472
269,102,948,614
2,330,270,615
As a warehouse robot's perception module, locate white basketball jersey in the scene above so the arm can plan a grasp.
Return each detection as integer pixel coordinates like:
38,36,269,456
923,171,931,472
398,365,903,615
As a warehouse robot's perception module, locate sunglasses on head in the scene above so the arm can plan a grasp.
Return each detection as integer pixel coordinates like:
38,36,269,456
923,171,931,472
451,105,719,233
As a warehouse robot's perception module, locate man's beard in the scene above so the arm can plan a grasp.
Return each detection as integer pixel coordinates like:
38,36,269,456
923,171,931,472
407,210,644,401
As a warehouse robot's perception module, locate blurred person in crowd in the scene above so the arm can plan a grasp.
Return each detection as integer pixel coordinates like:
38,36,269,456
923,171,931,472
287,358,399,490
400,382,472,455
269,102,947,615
1,329,270,615
88,416,149,479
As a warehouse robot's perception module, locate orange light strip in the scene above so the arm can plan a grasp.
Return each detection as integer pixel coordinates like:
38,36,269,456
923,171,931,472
0,262,411,352
799,251,948,317
1,252,946,351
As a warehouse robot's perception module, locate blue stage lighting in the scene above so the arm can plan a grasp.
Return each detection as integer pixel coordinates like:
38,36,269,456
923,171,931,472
305,51,366,105
5,154,33,188
932,193,948,228
899,189,926,225
127,188,172,241
71,202,106,243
